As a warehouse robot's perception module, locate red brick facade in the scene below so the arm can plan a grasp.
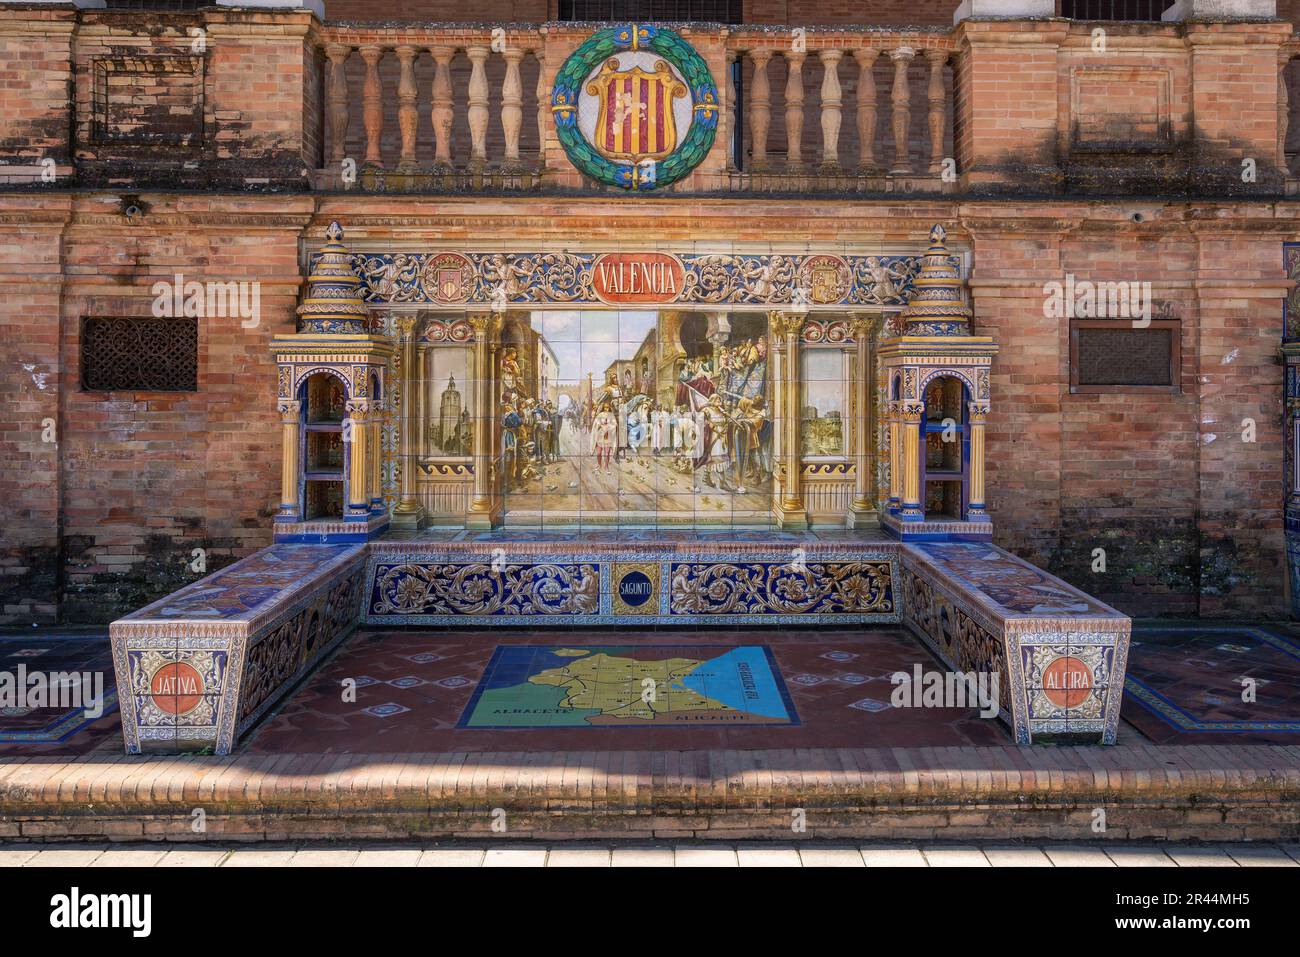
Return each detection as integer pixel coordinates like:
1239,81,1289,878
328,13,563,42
1,6,1298,623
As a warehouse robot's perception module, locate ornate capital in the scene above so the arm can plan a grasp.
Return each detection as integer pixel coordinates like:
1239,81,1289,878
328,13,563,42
394,313,420,341
767,310,804,338
277,399,301,422
968,402,990,423
345,399,371,422
469,311,500,344
850,312,882,340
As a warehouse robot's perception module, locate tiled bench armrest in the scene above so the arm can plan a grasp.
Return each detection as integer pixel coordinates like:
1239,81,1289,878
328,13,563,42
900,542,1131,744
110,544,368,755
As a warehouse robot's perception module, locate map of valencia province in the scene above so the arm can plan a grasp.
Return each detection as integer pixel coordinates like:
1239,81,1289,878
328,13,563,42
458,645,799,728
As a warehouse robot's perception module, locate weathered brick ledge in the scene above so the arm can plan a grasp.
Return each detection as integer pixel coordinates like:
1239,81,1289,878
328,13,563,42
1,745,1298,843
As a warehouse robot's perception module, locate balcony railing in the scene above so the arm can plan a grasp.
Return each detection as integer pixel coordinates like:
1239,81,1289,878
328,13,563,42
311,24,955,194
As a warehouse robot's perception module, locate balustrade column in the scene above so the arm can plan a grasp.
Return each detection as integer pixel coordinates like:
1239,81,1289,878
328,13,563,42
392,315,424,527
371,401,383,511
535,51,548,168
501,47,525,170
396,46,419,171
925,49,947,175
278,399,301,520
325,44,351,165
360,46,385,167
466,46,491,172
749,50,772,172
429,46,455,169
784,51,805,170
854,48,879,174
818,49,843,173
889,46,915,175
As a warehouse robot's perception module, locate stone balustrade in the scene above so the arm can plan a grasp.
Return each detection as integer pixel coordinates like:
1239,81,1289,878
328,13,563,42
312,25,956,193
724,31,955,192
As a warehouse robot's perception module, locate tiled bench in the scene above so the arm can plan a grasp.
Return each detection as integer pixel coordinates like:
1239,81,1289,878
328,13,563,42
110,544,368,755
900,541,1131,744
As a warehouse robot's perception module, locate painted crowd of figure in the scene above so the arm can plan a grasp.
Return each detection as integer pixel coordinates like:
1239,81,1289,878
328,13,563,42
499,338,773,496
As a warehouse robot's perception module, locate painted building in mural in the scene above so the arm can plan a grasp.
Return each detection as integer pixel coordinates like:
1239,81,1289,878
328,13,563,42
3,0,1300,643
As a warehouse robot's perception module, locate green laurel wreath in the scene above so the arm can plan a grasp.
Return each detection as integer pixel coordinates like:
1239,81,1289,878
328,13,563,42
551,24,718,191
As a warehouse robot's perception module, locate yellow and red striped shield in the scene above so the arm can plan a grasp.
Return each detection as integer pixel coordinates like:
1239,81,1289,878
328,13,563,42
585,58,687,163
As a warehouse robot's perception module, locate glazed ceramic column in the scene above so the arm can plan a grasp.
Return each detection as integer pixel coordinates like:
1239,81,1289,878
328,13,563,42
888,399,902,511
770,310,808,529
466,46,490,172
360,45,385,168
925,49,947,175
370,397,383,512
346,399,370,514
968,401,989,519
854,48,879,174
467,312,495,528
818,49,843,173
749,50,772,172
396,46,419,171
784,50,805,170
392,315,425,528
325,44,352,165
848,315,879,528
278,399,302,520
900,400,924,520
429,46,455,170
889,46,914,175
501,47,525,171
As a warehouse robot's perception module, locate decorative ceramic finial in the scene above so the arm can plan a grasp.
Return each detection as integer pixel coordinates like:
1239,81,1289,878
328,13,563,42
896,223,971,337
296,223,370,334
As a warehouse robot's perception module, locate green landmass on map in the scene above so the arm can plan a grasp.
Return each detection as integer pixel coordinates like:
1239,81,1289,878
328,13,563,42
528,652,727,721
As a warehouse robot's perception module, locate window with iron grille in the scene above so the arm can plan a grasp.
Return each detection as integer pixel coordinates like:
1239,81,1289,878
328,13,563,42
1070,320,1180,393
1059,0,1176,20
80,317,199,392
558,0,743,21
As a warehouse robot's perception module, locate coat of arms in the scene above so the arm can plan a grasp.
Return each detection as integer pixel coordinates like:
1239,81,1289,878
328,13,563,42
587,58,687,163
552,24,718,191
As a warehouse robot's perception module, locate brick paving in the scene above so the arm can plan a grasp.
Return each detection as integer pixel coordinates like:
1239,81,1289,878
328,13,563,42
0,841,1296,868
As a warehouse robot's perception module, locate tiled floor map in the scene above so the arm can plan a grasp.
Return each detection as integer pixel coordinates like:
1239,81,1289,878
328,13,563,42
458,645,798,728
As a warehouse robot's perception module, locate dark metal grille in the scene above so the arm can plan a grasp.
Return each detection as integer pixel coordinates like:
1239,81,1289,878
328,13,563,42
1060,0,1176,20
1076,327,1173,386
558,0,743,21
81,317,198,392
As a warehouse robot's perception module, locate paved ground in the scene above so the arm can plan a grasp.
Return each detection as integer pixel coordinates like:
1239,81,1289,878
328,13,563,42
1,841,1298,867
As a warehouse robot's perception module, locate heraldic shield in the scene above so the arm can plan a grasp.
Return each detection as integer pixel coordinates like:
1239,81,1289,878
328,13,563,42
587,58,688,163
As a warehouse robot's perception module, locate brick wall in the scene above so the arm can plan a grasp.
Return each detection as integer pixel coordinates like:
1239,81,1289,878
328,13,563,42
0,195,314,624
